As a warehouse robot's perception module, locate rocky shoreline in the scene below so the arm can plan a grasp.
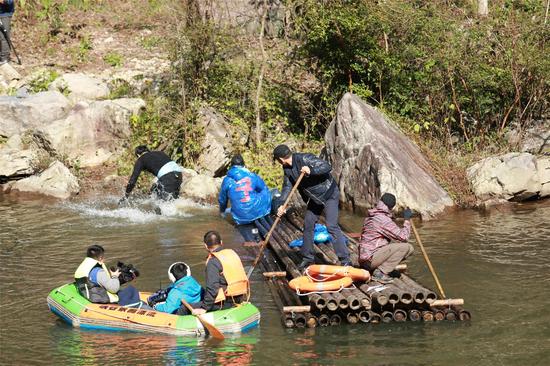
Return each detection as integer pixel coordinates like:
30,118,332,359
1,66,548,215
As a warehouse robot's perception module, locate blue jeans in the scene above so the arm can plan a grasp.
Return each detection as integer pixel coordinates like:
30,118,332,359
302,189,350,263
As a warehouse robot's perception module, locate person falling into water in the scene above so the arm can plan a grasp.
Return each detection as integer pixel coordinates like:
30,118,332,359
120,145,183,204
358,193,414,284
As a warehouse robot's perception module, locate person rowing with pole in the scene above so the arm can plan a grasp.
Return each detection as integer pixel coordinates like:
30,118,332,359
273,144,351,271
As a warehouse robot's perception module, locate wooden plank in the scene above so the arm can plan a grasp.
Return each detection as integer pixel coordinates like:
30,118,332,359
283,305,311,313
263,271,287,278
431,298,464,307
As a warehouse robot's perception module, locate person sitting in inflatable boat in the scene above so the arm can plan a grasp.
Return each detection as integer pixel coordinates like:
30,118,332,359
147,262,203,314
74,244,148,308
178,231,249,315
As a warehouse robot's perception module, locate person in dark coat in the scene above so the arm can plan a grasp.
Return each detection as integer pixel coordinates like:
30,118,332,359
273,144,351,271
120,145,183,202
0,0,15,65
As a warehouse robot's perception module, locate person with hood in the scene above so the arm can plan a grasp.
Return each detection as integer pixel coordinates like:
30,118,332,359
273,144,351,271
120,145,183,203
358,193,414,283
148,262,203,314
218,154,271,242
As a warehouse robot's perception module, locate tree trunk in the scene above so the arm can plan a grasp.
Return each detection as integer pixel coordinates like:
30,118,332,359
254,2,269,146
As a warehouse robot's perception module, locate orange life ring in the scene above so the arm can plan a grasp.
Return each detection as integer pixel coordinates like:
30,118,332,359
288,276,353,292
306,265,370,282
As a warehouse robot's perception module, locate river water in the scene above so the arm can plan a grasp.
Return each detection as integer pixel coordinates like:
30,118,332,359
1,194,549,365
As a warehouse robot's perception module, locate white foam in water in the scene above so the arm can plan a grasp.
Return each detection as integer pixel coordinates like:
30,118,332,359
62,196,213,225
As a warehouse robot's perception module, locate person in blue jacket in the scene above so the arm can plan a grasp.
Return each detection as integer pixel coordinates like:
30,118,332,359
219,154,272,242
149,262,203,314
0,0,15,65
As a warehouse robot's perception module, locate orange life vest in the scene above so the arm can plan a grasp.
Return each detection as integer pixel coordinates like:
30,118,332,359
207,249,249,303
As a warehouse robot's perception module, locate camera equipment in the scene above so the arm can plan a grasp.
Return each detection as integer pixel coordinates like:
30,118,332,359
110,261,140,285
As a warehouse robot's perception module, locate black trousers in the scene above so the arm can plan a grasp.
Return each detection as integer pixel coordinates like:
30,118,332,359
150,172,182,200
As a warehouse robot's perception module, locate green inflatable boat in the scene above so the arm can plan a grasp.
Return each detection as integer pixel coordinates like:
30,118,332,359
47,283,261,336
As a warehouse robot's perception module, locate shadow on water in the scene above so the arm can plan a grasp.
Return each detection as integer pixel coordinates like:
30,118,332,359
1,195,550,365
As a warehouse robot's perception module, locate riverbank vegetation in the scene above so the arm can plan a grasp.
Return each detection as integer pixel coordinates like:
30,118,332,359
14,0,549,205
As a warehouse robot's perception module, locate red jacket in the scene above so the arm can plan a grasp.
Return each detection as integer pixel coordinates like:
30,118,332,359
359,201,411,262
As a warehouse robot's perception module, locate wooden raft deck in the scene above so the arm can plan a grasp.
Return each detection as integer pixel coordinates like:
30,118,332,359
242,212,471,328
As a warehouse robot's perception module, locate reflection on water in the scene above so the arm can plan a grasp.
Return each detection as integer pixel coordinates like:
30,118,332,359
1,195,550,365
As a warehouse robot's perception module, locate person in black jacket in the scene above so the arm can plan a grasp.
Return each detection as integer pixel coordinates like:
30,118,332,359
273,144,351,270
120,145,183,203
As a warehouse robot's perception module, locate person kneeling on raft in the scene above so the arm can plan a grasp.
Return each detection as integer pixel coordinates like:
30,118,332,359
178,231,249,315
147,262,203,314
74,245,149,308
358,193,414,284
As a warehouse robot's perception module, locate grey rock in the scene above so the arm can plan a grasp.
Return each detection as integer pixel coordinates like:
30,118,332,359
467,152,546,202
507,121,550,155
0,147,37,182
49,73,110,102
10,160,80,199
39,98,145,167
324,93,454,218
0,91,71,138
195,107,232,177
180,174,222,203
537,156,550,198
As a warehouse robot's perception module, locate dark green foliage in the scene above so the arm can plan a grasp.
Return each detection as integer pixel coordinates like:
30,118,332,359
292,0,549,148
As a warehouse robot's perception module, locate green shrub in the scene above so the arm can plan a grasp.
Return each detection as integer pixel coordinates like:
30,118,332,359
28,69,59,93
103,52,124,67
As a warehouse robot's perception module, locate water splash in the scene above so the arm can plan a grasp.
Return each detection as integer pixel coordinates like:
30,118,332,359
61,196,213,225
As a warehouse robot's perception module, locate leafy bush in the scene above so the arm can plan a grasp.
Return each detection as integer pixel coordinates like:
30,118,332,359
28,69,59,93
103,52,123,67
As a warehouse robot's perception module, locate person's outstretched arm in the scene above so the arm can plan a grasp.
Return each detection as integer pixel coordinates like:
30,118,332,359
124,158,144,197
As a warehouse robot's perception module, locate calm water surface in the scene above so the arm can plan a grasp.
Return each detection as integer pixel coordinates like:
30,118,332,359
1,194,549,365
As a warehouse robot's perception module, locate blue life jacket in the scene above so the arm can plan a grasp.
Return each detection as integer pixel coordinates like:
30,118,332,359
219,166,272,225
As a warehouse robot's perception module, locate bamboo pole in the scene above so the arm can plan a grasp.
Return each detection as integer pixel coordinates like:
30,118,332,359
247,172,305,278
410,221,447,298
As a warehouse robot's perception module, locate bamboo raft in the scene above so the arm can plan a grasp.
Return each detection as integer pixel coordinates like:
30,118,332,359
244,212,471,328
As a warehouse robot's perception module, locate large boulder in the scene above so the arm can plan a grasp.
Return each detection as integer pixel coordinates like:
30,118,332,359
49,73,110,102
10,160,80,199
40,98,145,167
0,132,55,183
0,91,71,138
467,152,548,201
507,121,550,155
195,107,232,177
0,147,37,182
180,174,222,203
324,93,454,217
537,157,550,198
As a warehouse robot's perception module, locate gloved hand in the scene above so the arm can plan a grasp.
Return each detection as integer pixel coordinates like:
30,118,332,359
403,208,413,220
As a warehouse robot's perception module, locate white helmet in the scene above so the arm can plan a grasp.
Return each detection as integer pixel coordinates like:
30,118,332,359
167,262,191,283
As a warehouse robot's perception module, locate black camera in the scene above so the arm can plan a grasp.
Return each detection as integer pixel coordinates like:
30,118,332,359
147,288,169,307
110,261,140,285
